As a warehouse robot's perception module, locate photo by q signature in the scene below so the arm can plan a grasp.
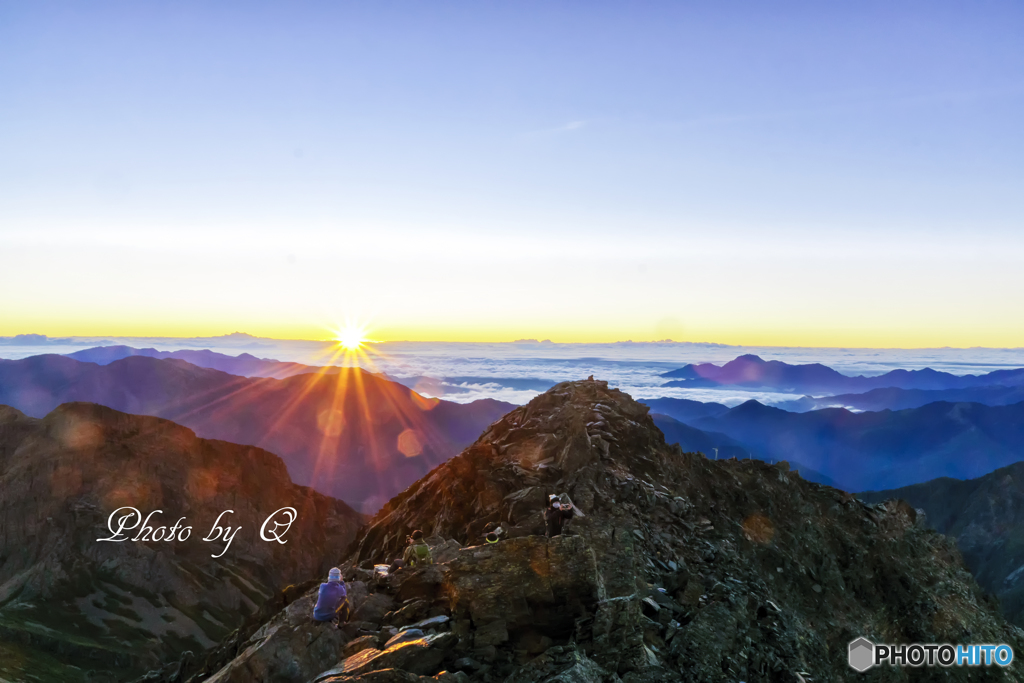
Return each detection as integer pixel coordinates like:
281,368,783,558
97,507,299,558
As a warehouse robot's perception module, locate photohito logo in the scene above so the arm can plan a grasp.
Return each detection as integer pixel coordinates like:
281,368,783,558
848,637,1013,671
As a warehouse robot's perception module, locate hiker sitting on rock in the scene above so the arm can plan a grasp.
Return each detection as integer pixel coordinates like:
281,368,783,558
402,530,433,567
312,567,350,625
545,496,575,537
388,535,414,573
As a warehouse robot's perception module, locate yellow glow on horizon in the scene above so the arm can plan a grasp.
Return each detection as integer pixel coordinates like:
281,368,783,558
1,317,1022,350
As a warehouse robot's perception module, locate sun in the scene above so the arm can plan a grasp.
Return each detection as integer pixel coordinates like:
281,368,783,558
335,325,368,351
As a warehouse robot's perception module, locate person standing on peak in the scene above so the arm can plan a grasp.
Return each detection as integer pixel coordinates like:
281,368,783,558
403,530,433,566
312,567,350,625
545,496,575,537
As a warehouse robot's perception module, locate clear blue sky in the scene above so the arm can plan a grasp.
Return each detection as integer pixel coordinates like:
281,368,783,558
2,1,1023,345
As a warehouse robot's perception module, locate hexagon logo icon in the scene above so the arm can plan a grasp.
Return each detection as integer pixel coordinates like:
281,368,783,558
848,637,875,672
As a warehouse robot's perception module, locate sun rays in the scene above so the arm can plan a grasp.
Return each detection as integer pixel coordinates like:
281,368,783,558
128,317,450,510
333,323,369,352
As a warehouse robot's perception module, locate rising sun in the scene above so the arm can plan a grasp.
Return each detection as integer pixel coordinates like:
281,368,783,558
334,325,368,351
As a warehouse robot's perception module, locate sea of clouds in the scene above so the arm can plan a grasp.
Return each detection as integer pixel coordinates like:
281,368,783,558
3,333,1023,407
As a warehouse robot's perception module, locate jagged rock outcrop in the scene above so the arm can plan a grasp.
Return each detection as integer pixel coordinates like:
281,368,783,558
860,460,1024,628
160,379,1024,683
0,403,364,683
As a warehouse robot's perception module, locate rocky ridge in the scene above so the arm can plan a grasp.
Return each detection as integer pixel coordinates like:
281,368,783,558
860,461,1024,629
0,402,365,682
152,379,1024,683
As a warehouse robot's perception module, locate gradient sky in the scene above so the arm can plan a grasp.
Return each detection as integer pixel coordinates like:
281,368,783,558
2,1,1023,346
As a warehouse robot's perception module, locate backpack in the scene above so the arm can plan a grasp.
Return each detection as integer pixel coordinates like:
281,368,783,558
413,543,432,565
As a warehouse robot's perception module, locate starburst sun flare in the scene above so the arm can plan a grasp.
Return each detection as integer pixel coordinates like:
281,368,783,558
334,325,369,351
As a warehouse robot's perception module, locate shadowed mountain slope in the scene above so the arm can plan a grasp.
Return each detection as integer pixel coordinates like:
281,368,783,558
0,403,364,682
688,399,1024,492
0,355,513,512
860,461,1024,629
639,397,730,423
649,413,751,461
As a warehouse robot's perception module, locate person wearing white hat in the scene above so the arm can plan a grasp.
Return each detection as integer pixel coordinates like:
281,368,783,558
545,496,575,537
312,567,349,624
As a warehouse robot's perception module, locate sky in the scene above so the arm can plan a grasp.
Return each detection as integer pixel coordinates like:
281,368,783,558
1,1,1023,347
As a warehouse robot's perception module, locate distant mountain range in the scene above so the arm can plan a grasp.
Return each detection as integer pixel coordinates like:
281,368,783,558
641,394,1024,492
649,412,841,488
65,345,341,379
648,413,749,460
64,346,556,399
10,347,1024,504
0,355,512,512
662,353,1024,394
860,462,1024,628
681,399,1024,492
777,384,1024,412
0,402,363,682
640,397,730,422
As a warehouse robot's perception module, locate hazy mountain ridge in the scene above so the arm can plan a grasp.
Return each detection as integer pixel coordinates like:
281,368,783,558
685,398,1024,492
0,354,513,512
778,384,1024,412
65,345,344,379
0,402,364,682
663,353,1024,394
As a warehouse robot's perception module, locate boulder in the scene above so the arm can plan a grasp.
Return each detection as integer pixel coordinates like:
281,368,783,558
204,594,347,683
354,592,396,625
343,635,381,658
391,565,449,603
504,647,612,683
425,536,463,564
443,535,601,640
312,670,421,683
472,619,508,648
399,615,450,632
384,629,425,648
331,632,457,677
384,599,429,627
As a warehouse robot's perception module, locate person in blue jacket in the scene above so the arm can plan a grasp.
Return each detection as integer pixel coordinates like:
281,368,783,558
312,567,350,624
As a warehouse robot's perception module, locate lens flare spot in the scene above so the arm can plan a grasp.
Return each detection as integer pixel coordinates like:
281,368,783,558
57,417,104,450
397,429,423,458
317,409,347,437
102,480,159,511
742,513,775,544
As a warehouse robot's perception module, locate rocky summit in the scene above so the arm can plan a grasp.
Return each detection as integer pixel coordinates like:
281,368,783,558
149,379,1024,683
